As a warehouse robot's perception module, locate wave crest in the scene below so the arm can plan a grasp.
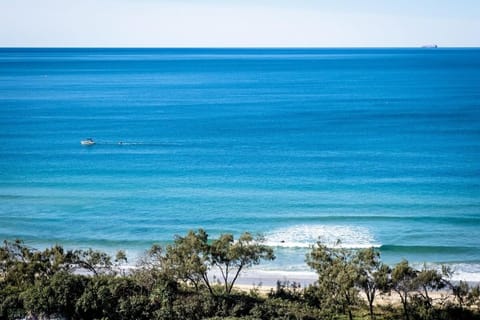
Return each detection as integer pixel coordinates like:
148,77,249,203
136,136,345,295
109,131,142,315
265,224,379,248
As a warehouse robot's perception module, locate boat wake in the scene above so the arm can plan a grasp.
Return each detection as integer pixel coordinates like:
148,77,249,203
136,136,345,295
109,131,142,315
81,140,180,147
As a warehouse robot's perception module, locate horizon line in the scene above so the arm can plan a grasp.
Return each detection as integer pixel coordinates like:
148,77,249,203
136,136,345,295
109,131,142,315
1,46,479,49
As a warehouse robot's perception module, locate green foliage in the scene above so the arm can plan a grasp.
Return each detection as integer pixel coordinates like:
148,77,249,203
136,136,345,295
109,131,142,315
22,271,87,318
164,229,212,293
306,240,360,320
413,264,445,309
269,280,303,301
71,248,113,275
75,275,117,319
390,259,417,320
117,294,152,320
451,280,470,307
354,247,390,320
250,297,321,320
389,261,449,320
152,229,275,296
0,285,25,320
0,240,71,289
210,232,275,294
114,250,128,276
1,232,480,320
468,285,480,309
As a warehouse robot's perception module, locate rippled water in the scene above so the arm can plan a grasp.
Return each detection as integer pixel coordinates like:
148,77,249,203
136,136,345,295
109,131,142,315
0,48,479,279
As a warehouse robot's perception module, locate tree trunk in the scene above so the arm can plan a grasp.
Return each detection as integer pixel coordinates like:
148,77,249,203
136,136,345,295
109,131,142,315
423,285,432,309
369,301,375,320
402,298,409,320
366,288,375,320
227,265,243,295
202,273,215,297
345,292,353,320
395,289,409,320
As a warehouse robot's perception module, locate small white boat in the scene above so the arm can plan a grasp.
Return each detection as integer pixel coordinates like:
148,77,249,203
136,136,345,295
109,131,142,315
80,138,95,146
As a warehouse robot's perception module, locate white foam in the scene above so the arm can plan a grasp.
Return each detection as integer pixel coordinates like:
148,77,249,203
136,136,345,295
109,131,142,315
265,224,379,249
409,262,480,283
444,264,480,283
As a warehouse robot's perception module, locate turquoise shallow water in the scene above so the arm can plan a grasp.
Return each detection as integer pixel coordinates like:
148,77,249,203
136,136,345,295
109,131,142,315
0,48,479,278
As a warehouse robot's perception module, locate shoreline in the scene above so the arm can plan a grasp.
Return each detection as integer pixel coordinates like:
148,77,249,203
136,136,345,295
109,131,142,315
232,272,470,307
117,266,480,288
233,282,457,307
216,269,318,288
230,268,480,287
16,239,480,285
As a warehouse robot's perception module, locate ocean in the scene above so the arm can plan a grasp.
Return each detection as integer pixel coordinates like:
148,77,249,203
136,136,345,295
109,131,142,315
1,48,479,280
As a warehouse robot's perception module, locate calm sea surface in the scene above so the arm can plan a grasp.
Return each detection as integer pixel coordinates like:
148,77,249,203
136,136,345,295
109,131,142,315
1,48,479,278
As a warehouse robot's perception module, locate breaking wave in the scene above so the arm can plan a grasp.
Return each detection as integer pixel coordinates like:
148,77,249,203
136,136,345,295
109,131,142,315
265,224,379,249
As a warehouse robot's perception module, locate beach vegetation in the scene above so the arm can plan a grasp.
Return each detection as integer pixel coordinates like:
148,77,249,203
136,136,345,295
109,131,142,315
210,232,275,295
70,248,113,276
163,229,213,295
390,259,418,320
1,234,480,320
450,280,470,308
306,240,359,320
354,247,390,320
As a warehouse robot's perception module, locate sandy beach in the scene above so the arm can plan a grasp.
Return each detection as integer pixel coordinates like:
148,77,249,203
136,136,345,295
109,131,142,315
234,280,456,307
227,270,317,288
230,269,478,307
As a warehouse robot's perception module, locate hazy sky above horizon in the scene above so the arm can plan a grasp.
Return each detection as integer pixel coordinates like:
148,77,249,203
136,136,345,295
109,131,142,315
1,0,479,47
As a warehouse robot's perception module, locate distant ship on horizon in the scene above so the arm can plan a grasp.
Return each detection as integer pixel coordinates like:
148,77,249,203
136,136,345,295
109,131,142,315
421,44,438,48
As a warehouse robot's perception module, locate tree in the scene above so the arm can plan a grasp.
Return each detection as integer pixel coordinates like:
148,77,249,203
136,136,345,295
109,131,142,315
162,230,274,296
0,240,71,288
0,240,43,287
210,232,275,295
413,264,445,309
22,271,88,319
75,275,117,319
391,260,417,320
466,285,480,309
164,229,214,295
115,250,128,276
306,241,359,320
70,248,113,276
451,280,470,308
354,247,390,320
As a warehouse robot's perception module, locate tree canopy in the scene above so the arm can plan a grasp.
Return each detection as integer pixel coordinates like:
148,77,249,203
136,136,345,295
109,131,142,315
1,234,479,320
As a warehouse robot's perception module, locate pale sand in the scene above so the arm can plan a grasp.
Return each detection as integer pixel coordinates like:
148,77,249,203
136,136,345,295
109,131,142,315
232,269,317,287
234,283,454,306
231,270,456,306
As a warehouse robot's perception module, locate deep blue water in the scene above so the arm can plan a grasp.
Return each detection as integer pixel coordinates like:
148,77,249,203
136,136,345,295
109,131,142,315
1,48,479,278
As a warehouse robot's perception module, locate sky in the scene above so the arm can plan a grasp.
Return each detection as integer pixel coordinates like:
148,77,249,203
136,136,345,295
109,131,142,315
0,0,479,47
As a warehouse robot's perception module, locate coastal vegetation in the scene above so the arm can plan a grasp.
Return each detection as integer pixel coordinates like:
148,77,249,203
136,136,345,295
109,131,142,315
1,230,480,320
